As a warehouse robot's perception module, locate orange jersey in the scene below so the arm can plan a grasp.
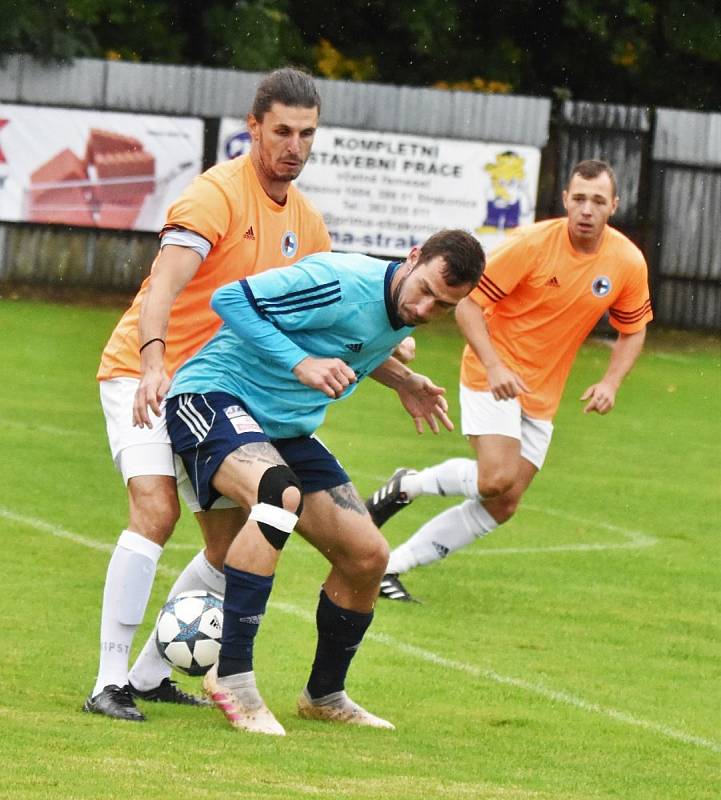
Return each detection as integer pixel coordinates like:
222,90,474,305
97,155,331,380
460,218,652,420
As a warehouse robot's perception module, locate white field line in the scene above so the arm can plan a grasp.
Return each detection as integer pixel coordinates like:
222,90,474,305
3,418,96,437
461,503,658,555
2,504,718,755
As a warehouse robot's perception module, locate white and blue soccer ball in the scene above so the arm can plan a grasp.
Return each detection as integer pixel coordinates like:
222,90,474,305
155,590,223,676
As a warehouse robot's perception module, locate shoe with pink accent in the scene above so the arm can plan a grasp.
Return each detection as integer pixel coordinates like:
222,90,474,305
203,664,285,736
297,688,395,730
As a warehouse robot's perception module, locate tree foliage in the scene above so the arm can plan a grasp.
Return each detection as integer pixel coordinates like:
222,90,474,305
0,0,719,110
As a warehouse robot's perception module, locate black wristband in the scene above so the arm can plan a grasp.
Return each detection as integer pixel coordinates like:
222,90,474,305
139,337,166,354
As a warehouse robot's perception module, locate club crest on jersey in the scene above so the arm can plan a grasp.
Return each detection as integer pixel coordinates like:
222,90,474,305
281,230,298,257
591,275,612,297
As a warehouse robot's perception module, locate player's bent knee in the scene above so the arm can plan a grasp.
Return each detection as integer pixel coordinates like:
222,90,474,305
250,465,303,550
352,535,390,582
476,470,515,499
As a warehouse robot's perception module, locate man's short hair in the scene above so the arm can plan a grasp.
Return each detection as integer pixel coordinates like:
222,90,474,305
417,229,485,288
251,67,321,121
569,159,618,197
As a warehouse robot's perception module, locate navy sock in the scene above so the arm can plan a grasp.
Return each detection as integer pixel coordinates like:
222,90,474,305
306,588,373,699
217,565,274,678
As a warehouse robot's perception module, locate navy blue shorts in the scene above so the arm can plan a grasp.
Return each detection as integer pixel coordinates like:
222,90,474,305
167,392,350,510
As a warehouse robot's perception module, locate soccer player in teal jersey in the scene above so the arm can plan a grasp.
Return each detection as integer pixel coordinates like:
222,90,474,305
166,229,485,735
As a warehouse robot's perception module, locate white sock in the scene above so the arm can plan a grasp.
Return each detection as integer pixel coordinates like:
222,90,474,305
128,550,226,691
401,458,479,500
387,500,498,574
93,530,163,696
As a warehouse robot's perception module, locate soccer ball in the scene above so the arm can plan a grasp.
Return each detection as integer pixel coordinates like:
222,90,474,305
155,590,223,676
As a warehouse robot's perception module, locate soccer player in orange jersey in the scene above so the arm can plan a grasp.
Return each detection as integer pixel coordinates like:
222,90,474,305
84,68,333,721
366,160,653,602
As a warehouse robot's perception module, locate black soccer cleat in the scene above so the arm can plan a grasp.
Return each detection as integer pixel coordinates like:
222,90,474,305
83,684,146,722
365,468,417,527
129,678,211,707
379,573,419,603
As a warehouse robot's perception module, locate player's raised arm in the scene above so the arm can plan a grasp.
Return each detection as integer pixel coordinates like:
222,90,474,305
133,245,203,428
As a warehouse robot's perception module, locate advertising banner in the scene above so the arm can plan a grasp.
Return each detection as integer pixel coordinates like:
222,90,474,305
217,119,540,256
0,104,203,231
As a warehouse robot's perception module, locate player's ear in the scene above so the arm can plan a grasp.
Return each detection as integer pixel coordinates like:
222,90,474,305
406,246,421,270
610,196,619,216
561,189,569,211
247,114,260,140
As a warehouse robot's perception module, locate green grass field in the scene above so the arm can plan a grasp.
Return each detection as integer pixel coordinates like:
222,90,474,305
1,297,719,800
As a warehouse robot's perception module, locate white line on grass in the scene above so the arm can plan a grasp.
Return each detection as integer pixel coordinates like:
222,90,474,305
461,503,658,555
3,505,717,755
3,418,95,437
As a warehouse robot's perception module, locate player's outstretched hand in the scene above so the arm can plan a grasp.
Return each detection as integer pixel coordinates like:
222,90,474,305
397,372,453,434
580,381,617,414
293,356,357,398
392,336,416,364
133,367,171,428
486,363,529,400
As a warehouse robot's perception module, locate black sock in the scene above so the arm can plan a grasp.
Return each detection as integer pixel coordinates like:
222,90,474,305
306,588,373,699
217,565,273,678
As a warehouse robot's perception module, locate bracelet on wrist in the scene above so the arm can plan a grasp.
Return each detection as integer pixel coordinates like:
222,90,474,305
139,337,166,354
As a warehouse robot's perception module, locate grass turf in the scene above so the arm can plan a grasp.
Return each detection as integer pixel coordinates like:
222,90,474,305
0,297,719,799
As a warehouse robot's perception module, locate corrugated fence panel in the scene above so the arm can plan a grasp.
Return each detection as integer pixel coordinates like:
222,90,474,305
19,55,107,108
0,55,22,102
317,78,550,146
650,108,721,329
553,101,652,225
190,67,263,117
18,57,110,108
654,108,721,167
106,61,195,113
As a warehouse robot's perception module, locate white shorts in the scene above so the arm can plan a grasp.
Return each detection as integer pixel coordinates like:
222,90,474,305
459,385,554,471
99,377,237,513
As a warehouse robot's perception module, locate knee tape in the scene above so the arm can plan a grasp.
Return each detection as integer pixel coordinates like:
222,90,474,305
250,465,303,550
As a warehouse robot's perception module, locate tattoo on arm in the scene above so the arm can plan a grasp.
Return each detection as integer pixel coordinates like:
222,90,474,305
327,483,368,516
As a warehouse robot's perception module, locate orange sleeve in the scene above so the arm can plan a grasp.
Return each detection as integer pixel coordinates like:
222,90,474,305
163,172,232,247
470,233,533,309
608,253,653,333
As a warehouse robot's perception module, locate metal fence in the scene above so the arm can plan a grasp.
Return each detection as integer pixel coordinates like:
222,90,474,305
0,56,719,330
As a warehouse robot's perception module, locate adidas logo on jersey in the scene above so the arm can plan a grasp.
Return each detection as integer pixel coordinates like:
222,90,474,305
545,276,560,287
244,226,256,240
344,342,363,352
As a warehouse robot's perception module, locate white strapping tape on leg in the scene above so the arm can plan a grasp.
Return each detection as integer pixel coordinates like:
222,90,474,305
249,502,298,533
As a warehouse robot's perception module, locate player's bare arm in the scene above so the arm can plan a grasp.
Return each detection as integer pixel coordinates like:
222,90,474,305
292,356,357,398
133,245,204,428
392,335,416,364
455,297,530,400
581,328,646,414
370,357,452,434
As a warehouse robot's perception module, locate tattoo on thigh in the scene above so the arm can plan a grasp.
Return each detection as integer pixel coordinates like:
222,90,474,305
228,441,286,469
327,483,368,515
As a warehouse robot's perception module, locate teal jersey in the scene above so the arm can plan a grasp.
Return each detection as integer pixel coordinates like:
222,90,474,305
169,251,414,439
